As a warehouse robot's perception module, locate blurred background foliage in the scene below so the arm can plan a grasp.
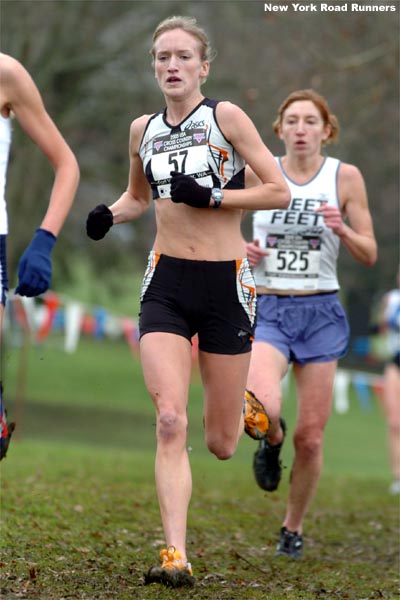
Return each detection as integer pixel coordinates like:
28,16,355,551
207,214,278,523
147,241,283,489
1,0,399,327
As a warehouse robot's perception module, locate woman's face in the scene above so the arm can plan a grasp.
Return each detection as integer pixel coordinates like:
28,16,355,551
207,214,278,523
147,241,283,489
278,100,331,157
153,28,209,100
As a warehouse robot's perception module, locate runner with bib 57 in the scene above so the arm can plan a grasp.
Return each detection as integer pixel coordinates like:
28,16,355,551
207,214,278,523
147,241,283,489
86,16,290,587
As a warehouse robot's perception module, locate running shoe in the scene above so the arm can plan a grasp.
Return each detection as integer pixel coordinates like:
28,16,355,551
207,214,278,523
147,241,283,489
243,389,270,440
275,526,303,558
145,546,195,588
253,418,286,491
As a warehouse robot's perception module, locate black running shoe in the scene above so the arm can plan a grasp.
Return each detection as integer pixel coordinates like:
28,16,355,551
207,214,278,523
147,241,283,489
275,527,303,559
252,418,286,491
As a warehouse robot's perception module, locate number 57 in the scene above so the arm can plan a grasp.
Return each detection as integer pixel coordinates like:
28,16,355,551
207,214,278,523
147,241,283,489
169,150,188,172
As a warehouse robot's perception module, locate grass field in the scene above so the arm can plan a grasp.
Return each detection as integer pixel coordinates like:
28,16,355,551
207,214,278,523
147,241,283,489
1,336,399,599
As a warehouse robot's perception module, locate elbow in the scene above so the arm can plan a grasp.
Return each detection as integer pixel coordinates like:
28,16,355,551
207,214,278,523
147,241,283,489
364,244,378,268
366,253,378,268
63,149,80,189
72,159,80,189
369,241,378,267
279,185,291,209
70,152,80,183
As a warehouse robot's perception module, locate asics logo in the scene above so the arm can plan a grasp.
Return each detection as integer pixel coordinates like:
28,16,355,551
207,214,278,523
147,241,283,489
184,120,205,129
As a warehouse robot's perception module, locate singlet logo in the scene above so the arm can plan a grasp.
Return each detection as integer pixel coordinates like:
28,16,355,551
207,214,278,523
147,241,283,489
152,128,206,155
184,120,205,129
193,132,205,144
309,238,321,250
268,196,329,229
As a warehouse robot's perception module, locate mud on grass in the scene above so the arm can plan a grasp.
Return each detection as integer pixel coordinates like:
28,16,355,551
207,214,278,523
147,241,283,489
1,443,399,600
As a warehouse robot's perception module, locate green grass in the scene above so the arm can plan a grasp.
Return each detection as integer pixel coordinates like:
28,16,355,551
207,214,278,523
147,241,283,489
1,336,399,599
54,259,144,319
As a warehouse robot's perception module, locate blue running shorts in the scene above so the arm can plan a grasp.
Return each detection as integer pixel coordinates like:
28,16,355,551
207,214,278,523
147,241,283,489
139,252,256,355
0,236,8,306
254,292,350,365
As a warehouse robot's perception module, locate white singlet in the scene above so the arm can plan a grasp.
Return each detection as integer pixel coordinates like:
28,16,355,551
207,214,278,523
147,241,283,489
252,156,341,291
139,97,245,199
385,288,400,355
0,114,12,234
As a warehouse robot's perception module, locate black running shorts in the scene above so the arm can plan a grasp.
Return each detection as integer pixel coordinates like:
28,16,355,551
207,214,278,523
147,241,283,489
139,252,256,355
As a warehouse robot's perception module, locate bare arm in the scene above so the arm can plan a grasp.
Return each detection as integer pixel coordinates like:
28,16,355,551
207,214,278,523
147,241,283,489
216,102,290,211
243,165,269,267
315,162,377,266
1,54,79,236
108,115,152,223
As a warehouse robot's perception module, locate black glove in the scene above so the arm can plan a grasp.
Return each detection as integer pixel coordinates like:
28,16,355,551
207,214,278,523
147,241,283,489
170,171,211,208
86,204,113,240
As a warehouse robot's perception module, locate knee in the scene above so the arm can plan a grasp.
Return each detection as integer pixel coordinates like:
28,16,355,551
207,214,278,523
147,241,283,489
256,388,282,425
206,433,237,460
157,409,187,443
293,428,323,460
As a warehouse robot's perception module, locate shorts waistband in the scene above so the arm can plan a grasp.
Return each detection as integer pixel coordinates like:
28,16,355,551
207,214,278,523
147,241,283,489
258,290,339,302
152,251,247,268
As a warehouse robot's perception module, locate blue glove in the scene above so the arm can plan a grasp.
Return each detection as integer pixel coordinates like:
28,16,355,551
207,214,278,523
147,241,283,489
170,171,211,208
15,228,56,297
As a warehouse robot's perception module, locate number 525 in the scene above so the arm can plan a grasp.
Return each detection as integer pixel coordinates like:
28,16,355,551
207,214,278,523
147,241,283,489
276,250,309,272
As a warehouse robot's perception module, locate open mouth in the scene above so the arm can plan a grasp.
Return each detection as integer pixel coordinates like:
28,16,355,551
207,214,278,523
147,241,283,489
166,76,181,84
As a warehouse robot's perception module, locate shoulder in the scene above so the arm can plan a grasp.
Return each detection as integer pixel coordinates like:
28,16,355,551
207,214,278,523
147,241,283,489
0,54,42,112
215,101,256,140
337,160,368,208
130,113,153,132
129,114,156,152
0,54,24,94
132,112,158,135
0,54,32,87
0,53,20,75
215,101,248,123
338,161,365,185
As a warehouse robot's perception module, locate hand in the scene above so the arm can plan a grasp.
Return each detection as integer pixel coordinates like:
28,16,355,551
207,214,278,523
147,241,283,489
170,171,211,208
246,239,269,269
15,228,56,297
315,205,345,236
86,204,113,240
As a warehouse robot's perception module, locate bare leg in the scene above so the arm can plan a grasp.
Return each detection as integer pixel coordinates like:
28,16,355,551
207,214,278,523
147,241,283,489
140,332,193,562
199,350,251,459
246,341,288,444
381,363,400,485
284,360,337,534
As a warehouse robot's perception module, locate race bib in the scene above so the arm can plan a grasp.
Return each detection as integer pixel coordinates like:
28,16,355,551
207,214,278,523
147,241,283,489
151,128,212,198
263,233,322,290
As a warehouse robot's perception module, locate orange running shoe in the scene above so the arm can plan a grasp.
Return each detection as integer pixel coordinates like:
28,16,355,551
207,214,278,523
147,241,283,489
243,389,270,440
145,546,194,588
